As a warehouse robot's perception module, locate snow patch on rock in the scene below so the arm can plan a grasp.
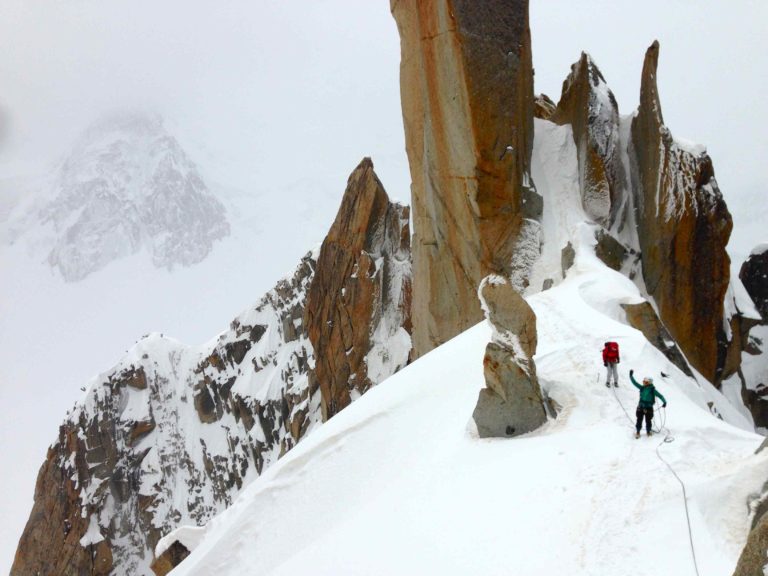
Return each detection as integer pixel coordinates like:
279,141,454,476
79,514,105,547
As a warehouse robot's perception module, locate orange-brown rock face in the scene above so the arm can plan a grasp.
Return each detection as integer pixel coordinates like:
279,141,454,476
391,0,539,358
552,53,626,226
306,158,412,420
629,41,733,384
12,426,112,576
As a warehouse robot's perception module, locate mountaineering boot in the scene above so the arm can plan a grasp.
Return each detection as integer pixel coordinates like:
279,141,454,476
605,382,611,388
635,432,640,439
613,382,618,388
647,431,653,437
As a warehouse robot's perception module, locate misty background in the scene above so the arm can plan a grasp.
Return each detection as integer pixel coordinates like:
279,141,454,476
1,1,766,572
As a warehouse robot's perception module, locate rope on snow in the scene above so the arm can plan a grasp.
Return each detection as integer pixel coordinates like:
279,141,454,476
604,371,700,576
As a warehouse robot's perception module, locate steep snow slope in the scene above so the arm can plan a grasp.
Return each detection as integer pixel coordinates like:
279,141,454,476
167,246,763,576
161,119,765,576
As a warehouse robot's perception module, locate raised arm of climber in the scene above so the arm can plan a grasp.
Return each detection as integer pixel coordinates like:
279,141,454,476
629,369,667,438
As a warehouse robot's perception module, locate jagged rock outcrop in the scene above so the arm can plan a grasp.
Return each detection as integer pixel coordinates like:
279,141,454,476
13,258,317,576
629,41,734,385
12,160,412,576
306,157,412,420
37,112,229,281
391,0,540,358
544,43,741,388
741,245,768,322
552,53,626,226
472,276,548,437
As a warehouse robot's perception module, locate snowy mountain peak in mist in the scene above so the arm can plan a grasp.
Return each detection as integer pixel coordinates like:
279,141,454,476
39,112,229,281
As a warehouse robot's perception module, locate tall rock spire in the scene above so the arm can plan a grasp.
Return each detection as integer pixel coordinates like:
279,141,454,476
551,52,627,227
306,158,412,420
629,41,734,384
391,0,539,358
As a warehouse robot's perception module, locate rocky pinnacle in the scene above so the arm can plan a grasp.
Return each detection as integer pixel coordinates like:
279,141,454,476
391,0,540,358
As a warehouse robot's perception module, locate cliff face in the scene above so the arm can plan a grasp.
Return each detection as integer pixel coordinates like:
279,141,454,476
629,41,734,385
306,158,412,420
551,53,626,227
12,160,411,576
391,0,539,358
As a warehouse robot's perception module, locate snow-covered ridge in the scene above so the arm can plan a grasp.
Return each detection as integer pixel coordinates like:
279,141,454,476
168,225,764,576
58,251,318,574
15,112,229,281
155,113,764,575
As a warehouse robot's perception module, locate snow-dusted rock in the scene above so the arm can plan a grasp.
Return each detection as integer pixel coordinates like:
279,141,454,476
40,112,229,281
306,158,411,420
629,41,734,385
472,275,547,437
391,0,540,358
552,52,626,226
12,161,412,576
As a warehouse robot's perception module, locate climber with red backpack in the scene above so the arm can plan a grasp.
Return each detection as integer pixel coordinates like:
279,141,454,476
602,341,620,387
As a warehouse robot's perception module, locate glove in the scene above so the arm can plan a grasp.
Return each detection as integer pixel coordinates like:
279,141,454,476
630,369,634,376
663,403,667,408
603,362,607,367
617,359,620,363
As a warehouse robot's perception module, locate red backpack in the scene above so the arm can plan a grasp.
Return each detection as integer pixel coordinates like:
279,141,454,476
603,341,620,363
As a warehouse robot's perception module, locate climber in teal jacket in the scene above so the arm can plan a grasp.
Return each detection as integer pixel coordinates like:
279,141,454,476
629,369,667,438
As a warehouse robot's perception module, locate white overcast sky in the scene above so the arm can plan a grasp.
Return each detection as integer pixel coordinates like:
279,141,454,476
0,1,766,236
0,1,766,571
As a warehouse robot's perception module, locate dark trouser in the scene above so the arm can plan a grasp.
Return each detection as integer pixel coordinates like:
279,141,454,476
636,405,654,433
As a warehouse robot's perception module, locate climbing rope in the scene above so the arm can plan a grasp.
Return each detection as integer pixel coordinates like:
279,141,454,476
654,413,701,576
607,376,635,430
603,371,699,576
